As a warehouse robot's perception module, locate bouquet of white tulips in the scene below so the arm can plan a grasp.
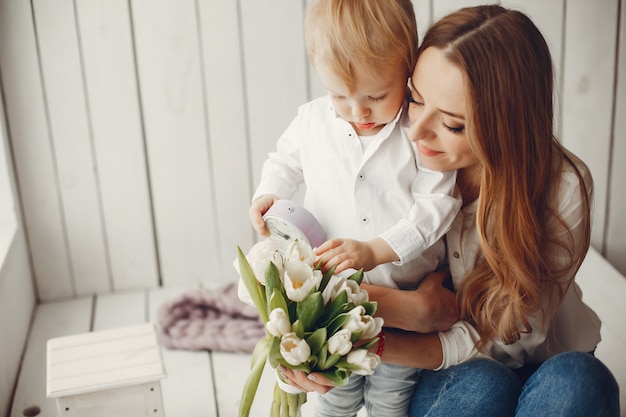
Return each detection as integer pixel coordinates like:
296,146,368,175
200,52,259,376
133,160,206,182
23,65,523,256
236,238,384,417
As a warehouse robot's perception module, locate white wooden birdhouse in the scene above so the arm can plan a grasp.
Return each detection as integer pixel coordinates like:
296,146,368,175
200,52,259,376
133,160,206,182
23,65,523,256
46,323,166,417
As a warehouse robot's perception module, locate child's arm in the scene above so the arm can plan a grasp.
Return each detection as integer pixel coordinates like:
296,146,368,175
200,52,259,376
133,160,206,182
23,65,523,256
314,237,398,274
380,165,461,266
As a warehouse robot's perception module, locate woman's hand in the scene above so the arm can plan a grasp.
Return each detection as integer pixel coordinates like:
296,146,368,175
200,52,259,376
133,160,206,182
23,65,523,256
277,365,335,394
363,269,459,333
248,194,280,236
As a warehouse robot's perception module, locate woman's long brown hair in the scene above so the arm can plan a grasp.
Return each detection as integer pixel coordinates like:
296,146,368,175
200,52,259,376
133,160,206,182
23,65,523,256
419,6,592,348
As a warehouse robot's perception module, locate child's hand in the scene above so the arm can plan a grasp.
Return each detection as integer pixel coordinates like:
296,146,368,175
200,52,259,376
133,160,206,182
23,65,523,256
315,237,400,274
248,194,280,236
315,239,374,274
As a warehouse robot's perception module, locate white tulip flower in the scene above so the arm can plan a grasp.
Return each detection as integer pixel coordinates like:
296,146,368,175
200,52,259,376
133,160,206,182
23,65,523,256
321,274,369,305
346,349,381,376
283,261,323,302
266,308,292,337
342,306,383,340
245,239,284,285
327,329,353,356
284,240,316,266
280,332,311,366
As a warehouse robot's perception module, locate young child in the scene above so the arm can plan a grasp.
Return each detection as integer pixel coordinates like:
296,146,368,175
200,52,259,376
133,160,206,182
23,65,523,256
247,0,461,416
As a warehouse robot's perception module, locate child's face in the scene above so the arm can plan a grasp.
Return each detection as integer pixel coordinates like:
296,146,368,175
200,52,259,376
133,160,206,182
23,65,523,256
316,60,408,136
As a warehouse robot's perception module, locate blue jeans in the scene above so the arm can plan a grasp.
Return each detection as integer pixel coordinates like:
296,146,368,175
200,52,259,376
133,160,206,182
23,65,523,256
315,362,419,417
409,352,620,417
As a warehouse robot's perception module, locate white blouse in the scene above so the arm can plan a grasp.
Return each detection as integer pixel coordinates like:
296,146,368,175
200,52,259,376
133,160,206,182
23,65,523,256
254,95,461,289
438,157,602,369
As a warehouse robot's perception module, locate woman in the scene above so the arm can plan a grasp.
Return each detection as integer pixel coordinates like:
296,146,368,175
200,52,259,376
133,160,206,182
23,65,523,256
282,5,620,416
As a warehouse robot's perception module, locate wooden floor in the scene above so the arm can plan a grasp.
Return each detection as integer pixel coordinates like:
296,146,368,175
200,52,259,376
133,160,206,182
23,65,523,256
7,282,367,417
8,248,625,416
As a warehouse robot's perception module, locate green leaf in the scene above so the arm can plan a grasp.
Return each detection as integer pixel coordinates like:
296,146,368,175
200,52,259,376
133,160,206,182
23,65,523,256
319,368,351,386
333,360,364,373
265,262,282,306
268,336,282,369
297,292,324,331
269,288,289,314
322,290,348,323
237,247,269,323
324,353,341,369
305,327,326,355
326,313,350,336
274,356,310,372
292,320,305,339
350,329,363,343
318,265,337,293
265,261,281,289
316,343,328,370
347,268,364,285
361,301,378,316
239,337,270,417
288,302,297,322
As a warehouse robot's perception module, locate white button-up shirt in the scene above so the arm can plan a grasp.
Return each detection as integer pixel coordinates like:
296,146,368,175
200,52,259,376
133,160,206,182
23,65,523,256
254,96,461,289
439,157,602,369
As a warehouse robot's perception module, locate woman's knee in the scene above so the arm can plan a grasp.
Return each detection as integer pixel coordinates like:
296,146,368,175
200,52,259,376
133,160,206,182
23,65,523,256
519,352,620,417
411,359,521,417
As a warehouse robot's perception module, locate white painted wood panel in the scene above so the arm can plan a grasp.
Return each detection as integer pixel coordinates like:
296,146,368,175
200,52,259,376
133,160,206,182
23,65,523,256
240,0,309,189
0,0,73,300
198,0,255,284
211,350,277,417
75,0,160,291
0,58,34,417
561,0,619,250
32,0,111,295
9,298,92,417
501,0,565,137
93,290,147,330
606,2,626,274
132,0,218,287
0,231,35,417
412,0,433,40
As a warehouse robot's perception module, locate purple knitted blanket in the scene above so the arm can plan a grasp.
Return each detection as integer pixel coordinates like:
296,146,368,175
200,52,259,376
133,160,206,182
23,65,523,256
157,283,265,353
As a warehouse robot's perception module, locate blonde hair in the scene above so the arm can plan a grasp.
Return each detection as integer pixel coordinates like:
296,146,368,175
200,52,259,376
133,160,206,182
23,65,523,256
304,0,418,91
419,6,592,348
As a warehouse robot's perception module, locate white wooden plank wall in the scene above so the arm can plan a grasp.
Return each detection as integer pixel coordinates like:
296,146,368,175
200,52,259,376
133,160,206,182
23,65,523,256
1,0,623,302
607,2,626,271
76,0,159,291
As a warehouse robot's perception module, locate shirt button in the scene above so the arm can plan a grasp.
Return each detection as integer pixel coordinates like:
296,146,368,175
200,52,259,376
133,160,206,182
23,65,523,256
358,172,365,180
453,252,460,259
361,216,369,224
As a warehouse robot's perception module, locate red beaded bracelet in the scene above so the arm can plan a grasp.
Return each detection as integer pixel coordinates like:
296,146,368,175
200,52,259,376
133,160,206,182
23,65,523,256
376,330,385,357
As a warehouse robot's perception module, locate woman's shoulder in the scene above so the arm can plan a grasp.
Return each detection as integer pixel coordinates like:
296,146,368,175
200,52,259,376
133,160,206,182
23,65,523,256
552,149,593,219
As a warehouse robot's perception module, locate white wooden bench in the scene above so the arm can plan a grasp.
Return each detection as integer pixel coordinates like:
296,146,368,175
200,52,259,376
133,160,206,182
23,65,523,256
8,247,624,417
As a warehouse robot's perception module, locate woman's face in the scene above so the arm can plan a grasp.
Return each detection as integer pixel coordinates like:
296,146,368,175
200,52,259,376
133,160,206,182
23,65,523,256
407,47,476,172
